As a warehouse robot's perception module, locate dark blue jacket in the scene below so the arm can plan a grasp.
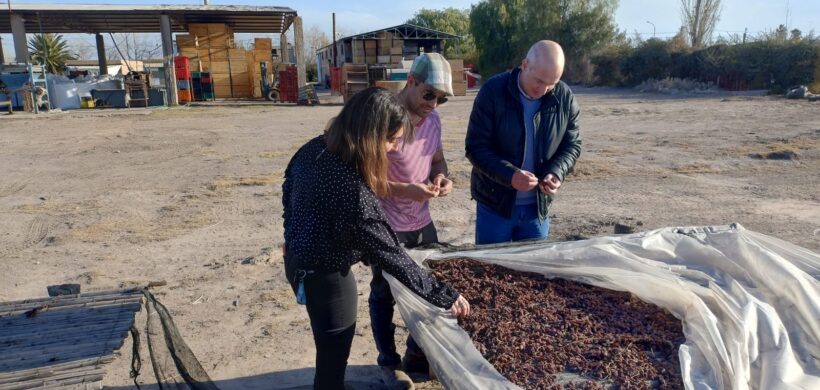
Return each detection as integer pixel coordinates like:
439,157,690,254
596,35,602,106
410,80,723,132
465,67,582,219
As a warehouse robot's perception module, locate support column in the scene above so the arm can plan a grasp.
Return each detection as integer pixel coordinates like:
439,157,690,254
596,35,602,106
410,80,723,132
11,13,28,64
160,14,178,106
279,31,289,63
293,16,306,89
95,33,108,75
0,36,5,64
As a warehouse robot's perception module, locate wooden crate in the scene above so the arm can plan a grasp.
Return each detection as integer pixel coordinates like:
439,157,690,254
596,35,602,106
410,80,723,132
254,37,272,50
452,82,467,96
375,80,406,95
448,59,464,71
230,72,250,85
177,34,197,48
207,48,228,61
228,48,247,60
179,48,199,59
205,61,230,74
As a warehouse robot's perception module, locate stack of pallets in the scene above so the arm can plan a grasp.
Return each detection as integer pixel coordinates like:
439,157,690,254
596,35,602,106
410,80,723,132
176,23,254,99
449,59,467,96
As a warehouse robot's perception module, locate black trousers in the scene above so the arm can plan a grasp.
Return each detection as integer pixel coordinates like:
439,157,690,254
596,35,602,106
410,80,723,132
286,259,357,390
368,222,438,367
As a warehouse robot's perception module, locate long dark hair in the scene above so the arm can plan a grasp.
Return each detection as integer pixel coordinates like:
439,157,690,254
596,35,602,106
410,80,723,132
325,87,413,196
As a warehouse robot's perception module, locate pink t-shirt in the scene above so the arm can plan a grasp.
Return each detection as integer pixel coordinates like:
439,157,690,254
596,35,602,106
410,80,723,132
380,110,443,232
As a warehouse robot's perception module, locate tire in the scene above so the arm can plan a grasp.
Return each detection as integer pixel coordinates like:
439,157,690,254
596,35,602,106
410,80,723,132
266,89,279,102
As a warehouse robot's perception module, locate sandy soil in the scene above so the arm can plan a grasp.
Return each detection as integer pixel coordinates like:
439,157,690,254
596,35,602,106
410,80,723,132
1,88,818,389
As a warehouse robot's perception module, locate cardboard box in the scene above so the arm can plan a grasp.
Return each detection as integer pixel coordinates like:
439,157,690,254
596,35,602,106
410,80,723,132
390,47,403,55
377,55,391,64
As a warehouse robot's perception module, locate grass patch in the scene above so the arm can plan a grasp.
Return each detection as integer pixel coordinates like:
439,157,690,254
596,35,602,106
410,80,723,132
258,150,293,158
208,173,282,190
571,159,624,179
671,163,720,174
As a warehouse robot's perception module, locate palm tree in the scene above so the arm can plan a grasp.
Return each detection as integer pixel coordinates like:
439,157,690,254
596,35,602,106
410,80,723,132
28,33,77,74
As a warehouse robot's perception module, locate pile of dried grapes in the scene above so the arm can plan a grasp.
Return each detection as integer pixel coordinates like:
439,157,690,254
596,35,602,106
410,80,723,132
430,258,685,389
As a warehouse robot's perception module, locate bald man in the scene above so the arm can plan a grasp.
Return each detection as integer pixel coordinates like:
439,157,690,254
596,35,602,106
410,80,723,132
465,40,582,244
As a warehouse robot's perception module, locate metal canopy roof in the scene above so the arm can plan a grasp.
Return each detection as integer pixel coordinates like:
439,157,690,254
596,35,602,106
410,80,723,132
344,24,460,41
0,4,298,34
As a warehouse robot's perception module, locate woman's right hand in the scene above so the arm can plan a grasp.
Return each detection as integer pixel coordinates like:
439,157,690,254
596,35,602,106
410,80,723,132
450,295,471,318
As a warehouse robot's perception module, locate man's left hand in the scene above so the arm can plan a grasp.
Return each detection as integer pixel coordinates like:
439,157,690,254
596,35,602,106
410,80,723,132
539,173,562,195
431,174,453,197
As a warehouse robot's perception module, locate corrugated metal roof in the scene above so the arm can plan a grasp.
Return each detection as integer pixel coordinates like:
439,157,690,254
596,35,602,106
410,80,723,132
0,4,298,34
0,288,144,388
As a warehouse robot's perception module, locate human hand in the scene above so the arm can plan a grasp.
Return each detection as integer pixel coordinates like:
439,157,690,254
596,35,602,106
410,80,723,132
450,295,471,318
511,170,538,191
405,182,440,201
539,173,562,195
431,174,453,197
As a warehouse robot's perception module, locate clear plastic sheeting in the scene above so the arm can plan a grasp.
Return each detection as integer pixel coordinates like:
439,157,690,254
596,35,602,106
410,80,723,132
385,224,819,390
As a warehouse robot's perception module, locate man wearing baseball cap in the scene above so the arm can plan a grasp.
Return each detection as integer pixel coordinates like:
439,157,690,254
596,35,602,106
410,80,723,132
370,52,454,389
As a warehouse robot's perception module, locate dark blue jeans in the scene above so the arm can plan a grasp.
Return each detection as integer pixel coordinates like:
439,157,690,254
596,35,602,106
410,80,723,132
369,222,437,367
475,202,549,244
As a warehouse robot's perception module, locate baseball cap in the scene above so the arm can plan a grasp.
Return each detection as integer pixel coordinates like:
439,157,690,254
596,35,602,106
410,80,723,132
410,53,454,96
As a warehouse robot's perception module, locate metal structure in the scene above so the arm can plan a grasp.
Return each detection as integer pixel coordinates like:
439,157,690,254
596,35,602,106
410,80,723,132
0,4,302,106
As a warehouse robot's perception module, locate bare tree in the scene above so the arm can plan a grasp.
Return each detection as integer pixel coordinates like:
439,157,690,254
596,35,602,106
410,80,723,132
304,25,330,66
106,33,162,62
680,0,722,48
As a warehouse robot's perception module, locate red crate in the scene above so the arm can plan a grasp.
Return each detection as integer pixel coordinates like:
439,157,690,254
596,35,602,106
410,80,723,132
175,67,191,80
174,56,190,69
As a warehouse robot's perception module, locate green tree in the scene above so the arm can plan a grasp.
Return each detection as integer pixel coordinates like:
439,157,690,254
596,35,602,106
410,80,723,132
28,33,77,74
470,0,524,76
406,8,477,64
470,0,620,79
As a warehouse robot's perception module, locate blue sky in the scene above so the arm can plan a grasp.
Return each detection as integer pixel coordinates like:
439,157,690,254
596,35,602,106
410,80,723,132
2,0,819,60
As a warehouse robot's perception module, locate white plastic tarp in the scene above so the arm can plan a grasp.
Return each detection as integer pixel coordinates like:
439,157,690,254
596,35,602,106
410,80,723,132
385,224,819,390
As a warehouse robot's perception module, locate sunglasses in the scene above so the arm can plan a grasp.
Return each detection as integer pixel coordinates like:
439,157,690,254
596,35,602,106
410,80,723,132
422,91,448,105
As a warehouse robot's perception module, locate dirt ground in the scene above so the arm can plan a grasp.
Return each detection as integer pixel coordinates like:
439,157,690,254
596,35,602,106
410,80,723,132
1,88,818,389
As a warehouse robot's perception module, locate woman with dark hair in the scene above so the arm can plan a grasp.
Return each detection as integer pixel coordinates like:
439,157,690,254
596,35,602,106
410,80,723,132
282,87,470,389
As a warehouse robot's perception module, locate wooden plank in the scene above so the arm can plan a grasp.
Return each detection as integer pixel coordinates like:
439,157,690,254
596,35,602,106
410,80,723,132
0,344,122,374
0,321,134,353
0,365,105,387
2,369,104,390
0,356,112,382
0,339,125,368
0,301,141,328
0,289,142,310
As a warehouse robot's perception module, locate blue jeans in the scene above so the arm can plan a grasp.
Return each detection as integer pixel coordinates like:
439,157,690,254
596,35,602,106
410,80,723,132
369,222,436,367
475,202,549,244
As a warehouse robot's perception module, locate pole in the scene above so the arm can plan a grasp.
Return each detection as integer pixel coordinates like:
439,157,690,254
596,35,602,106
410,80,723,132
332,13,337,67
95,33,108,75
159,14,178,105
646,21,656,38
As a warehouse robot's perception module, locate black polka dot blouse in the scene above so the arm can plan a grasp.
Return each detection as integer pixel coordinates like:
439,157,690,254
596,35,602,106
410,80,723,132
282,136,459,309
